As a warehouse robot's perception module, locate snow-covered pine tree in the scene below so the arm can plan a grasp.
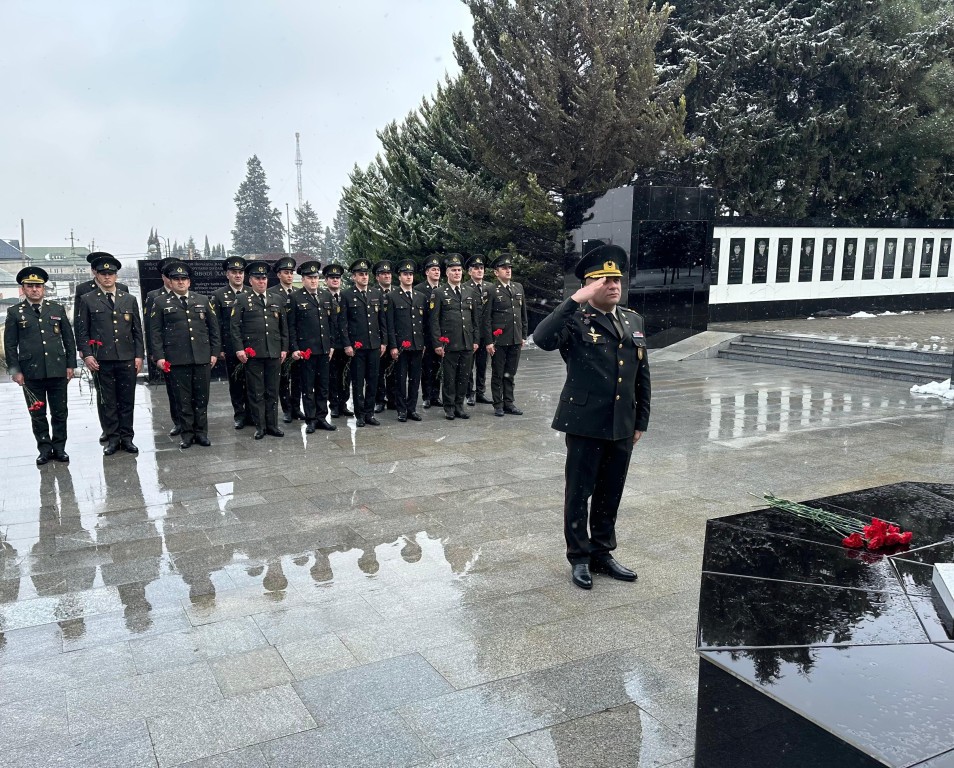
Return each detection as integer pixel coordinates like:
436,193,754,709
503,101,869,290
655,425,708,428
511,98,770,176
290,201,324,258
231,155,286,256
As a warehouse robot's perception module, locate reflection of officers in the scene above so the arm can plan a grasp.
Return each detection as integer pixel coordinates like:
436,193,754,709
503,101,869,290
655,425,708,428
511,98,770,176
374,260,398,413
534,245,650,591
386,258,427,422
230,261,288,439
4,267,76,465
464,254,492,407
148,261,221,449
429,253,479,421
323,263,352,419
484,254,528,417
212,256,251,429
340,258,388,427
415,255,443,408
287,260,338,433
270,256,304,423
145,257,183,437
76,254,145,456
74,251,130,443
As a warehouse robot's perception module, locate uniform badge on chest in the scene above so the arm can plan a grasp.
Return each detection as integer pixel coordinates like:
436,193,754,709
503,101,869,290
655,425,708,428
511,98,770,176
586,328,601,343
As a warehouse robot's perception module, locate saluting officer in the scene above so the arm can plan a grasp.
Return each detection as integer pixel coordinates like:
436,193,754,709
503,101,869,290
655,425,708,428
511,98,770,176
373,260,399,413
464,254,493,407
230,261,288,439
415,254,443,408
212,256,251,429
387,258,428,422
74,251,130,443
287,260,338,434
484,254,529,417
322,263,352,419
429,253,479,420
4,267,76,465
270,256,304,423
75,254,145,456
145,256,185,437
148,261,221,449
340,258,388,427
533,245,650,590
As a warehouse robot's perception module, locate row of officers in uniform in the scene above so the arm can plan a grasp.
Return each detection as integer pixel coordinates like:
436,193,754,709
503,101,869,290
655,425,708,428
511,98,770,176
3,249,529,463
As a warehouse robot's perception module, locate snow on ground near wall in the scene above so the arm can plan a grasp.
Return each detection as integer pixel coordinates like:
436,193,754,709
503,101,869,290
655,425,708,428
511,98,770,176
910,379,954,400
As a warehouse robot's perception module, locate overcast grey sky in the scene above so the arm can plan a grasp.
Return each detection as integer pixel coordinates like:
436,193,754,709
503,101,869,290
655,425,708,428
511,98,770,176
2,1,473,258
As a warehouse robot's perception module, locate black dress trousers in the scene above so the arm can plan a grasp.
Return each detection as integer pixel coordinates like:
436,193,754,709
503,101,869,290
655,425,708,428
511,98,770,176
97,359,137,441
395,349,423,415
329,349,350,412
23,377,68,453
299,353,331,421
350,348,380,418
491,344,522,408
467,345,488,398
169,364,211,440
245,357,281,430
224,353,250,421
441,349,473,414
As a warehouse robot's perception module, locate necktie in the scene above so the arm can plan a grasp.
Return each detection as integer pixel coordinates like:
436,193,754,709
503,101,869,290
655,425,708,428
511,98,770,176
179,296,188,310
260,294,266,308
609,310,624,338
405,292,412,301
454,287,461,299
107,293,115,309
333,294,340,305
33,303,41,315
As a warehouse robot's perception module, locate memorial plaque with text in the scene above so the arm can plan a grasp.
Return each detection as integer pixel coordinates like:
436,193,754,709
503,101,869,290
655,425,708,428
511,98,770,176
920,239,935,278
882,239,897,279
727,239,745,284
841,238,857,281
820,238,836,281
776,239,792,282
709,238,719,285
940,239,952,278
862,239,877,280
901,238,916,278
752,239,768,284
798,238,815,282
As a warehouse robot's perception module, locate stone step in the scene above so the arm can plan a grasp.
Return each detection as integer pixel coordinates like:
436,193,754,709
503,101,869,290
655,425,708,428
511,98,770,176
725,340,950,373
734,334,951,364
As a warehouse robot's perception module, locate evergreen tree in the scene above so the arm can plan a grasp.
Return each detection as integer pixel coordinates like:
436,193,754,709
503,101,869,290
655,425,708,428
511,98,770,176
327,199,350,265
665,0,954,218
185,236,197,260
454,0,692,247
290,200,324,256
203,236,211,259
231,155,286,256
171,240,185,260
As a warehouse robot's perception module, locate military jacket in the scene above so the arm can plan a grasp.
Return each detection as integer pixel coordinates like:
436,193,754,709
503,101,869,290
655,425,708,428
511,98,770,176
144,286,170,316
534,298,651,441
340,286,387,349
429,284,480,352
287,287,340,355
230,291,288,359
73,278,129,328
268,285,296,311
387,287,428,352
4,299,77,379
148,292,221,365
211,285,247,355
414,281,440,347
465,280,492,345
76,289,145,361
484,281,529,347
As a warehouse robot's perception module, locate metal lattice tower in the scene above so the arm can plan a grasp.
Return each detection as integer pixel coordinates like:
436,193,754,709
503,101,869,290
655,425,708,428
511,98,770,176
295,132,303,209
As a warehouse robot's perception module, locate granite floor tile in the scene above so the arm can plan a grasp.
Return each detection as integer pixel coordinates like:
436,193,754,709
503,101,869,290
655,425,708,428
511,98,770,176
260,709,434,768
509,703,692,768
293,652,453,721
411,741,536,767
60,603,194,652
129,616,269,673
183,583,309,626
66,661,222,732
276,633,360,680
178,745,268,767
2,719,157,767
209,646,294,696
250,597,382,645
0,694,69,749
147,684,316,767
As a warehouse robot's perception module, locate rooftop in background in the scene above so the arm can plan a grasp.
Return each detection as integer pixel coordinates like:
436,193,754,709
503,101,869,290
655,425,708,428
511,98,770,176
22,245,91,266
0,239,27,261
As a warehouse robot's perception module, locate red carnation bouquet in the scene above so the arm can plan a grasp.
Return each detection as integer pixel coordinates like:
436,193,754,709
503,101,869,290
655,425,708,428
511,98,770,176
493,328,503,337
354,341,363,350
301,348,313,360
24,387,45,413
85,340,105,405
401,340,411,349
161,360,172,373
439,336,450,344
232,347,257,381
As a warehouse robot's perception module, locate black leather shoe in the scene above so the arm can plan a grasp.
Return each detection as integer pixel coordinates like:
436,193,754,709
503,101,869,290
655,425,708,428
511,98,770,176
52,450,70,462
374,403,385,413
254,429,266,440
466,395,476,406
293,410,306,420
306,422,316,434
365,416,380,426
194,436,211,447
315,419,336,431
454,410,470,419
282,411,293,423
36,452,52,466
99,432,108,444
179,438,192,449
504,406,524,416
121,441,139,454
356,417,366,427
572,563,593,590
342,407,354,417
408,412,422,421
234,417,246,430
330,407,341,418
476,394,493,404
444,412,455,420
590,556,637,582
169,425,182,436
398,413,407,423
265,427,284,437
422,399,431,409
104,440,120,455
494,407,505,417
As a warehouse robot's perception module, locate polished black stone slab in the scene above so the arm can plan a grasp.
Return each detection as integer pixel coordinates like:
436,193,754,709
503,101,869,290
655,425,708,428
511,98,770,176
696,482,954,768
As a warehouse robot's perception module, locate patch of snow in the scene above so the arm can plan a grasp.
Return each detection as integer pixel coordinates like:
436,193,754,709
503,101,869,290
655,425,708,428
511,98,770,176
910,379,954,400
849,311,877,318
877,311,897,316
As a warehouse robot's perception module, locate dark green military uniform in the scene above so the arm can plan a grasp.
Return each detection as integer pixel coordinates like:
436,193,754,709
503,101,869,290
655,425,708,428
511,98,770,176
415,255,443,406
374,261,399,412
5,268,76,462
148,262,221,446
322,263,351,418
485,255,529,414
212,256,250,426
387,259,428,419
75,255,144,453
429,255,480,419
269,256,303,422
464,254,492,404
534,245,650,572
340,258,388,425
146,257,184,433
229,264,288,434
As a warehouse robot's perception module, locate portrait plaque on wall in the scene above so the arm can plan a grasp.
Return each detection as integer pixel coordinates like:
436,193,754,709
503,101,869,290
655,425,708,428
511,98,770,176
752,239,769,284
709,239,720,285
900,238,916,278
861,239,877,280
940,238,952,278
727,238,745,284
820,238,836,281
776,238,793,283
882,239,897,279
798,238,815,282
841,238,857,281
919,239,934,278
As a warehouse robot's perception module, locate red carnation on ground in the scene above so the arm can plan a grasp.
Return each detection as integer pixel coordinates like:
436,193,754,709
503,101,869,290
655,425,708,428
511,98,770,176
401,340,411,349
493,328,503,337
842,533,864,548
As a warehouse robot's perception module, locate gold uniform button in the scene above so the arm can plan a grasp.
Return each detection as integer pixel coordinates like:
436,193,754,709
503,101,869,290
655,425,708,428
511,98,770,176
616,395,620,400
619,360,623,366
618,343,623,349
618,377,622,383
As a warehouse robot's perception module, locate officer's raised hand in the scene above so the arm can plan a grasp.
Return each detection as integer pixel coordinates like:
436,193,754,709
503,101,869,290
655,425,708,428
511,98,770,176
571,276,606,305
